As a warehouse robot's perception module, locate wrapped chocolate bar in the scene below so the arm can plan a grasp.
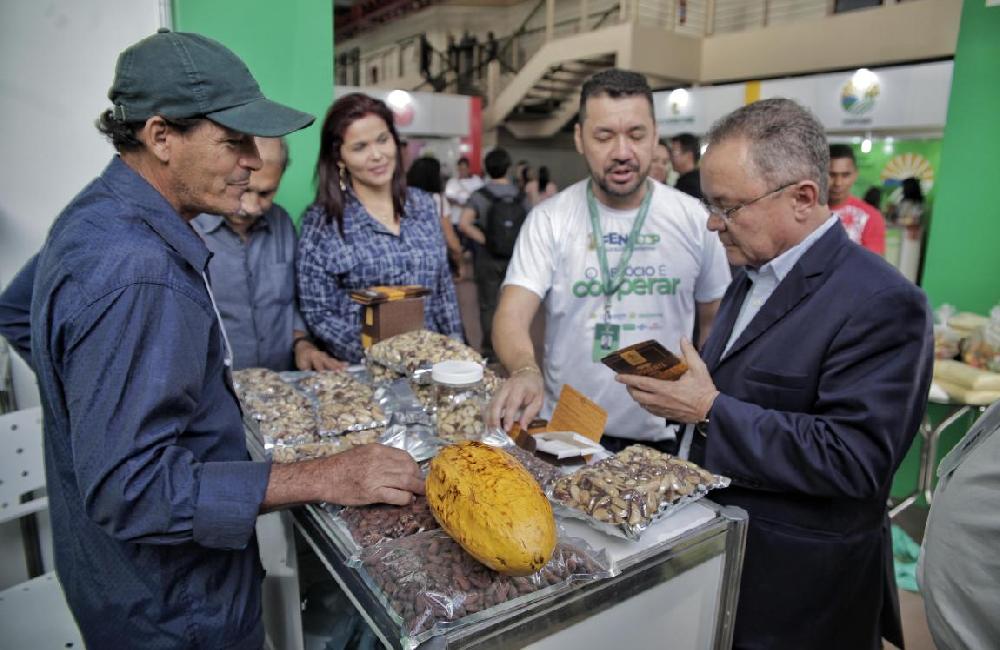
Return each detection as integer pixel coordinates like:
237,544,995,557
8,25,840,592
600,339,688,380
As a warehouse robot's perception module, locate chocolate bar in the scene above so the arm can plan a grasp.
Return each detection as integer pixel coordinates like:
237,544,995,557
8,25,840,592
600,339,687,381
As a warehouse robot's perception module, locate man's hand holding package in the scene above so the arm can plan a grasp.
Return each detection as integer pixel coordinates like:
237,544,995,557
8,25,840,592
325,444,426,506
487,367,545,432
615,338,719,424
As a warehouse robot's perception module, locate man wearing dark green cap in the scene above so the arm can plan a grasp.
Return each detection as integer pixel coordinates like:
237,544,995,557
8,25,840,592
0,30,424,648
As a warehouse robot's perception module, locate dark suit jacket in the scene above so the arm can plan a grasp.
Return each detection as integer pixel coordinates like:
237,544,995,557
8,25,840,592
690,223,933,650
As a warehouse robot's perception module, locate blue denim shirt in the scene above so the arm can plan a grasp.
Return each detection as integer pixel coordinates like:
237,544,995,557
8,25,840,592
0,253,36,366
27,157,271,649
192,205,307,371
297,187,464,363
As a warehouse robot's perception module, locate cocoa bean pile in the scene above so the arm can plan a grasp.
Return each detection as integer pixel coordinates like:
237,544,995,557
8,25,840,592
505,446,563,490
361,531,604,636
339,496,440,548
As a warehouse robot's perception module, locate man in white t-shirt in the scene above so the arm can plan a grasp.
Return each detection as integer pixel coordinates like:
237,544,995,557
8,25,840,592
487,69,731,451
444,157,484,225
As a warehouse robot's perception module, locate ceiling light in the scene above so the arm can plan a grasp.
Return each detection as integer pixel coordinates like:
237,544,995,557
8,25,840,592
851,68,878,93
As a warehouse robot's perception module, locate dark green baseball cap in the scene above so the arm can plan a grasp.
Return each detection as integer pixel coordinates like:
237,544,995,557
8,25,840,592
109,29,314,137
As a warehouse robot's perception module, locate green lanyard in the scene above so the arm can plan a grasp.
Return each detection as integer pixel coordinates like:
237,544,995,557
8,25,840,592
586,179,653,321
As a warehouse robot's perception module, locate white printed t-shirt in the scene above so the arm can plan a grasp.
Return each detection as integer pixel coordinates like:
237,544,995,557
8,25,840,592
503,179,731,441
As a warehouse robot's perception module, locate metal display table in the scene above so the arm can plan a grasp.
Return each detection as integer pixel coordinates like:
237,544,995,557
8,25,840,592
248,425,748,649
891,393,988,518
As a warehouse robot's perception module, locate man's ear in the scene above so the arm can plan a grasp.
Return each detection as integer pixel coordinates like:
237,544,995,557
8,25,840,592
573,122,584,156
140,116,172,163
792,180,822,219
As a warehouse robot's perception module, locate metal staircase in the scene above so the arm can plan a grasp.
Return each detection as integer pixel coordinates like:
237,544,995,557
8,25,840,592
506,54,615,136
485,22,630,139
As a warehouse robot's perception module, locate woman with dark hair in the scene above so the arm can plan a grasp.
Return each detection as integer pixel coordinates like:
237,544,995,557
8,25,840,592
297,93,464,363
901,177,924,203
862,186,882,211
525,165,558,206
519,164,532,192
889,176,926,227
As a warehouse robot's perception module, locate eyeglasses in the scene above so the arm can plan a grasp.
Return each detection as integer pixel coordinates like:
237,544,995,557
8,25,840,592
702,181,800,221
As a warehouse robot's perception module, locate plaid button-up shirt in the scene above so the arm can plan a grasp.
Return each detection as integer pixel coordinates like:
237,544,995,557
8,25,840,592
297,187,464,362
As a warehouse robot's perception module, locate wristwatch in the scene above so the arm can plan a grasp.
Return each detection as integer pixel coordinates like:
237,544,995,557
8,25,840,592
695,393,718,437
292,335,312,351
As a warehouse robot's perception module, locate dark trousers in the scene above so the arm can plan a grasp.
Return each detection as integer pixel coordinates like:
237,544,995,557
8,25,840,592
474,250,509,360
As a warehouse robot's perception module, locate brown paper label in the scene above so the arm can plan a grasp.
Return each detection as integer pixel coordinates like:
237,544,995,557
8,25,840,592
548,384,607,443
621,349,647,365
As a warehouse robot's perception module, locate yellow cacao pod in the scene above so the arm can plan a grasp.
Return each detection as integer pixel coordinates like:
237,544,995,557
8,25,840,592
426,441,557,576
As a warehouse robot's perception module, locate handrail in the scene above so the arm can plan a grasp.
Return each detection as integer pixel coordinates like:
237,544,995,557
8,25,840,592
592,4,623,30
335,0,436,40
409,2,623,96
498,0,548,62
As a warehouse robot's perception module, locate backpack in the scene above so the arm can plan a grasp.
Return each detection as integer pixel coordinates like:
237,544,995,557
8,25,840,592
478,186,528,259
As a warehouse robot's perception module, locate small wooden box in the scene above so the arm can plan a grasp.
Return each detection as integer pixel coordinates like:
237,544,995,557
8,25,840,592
360,297,425,349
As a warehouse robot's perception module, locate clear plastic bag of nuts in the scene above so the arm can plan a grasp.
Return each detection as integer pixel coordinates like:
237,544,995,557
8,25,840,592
269,438,350,463
549,444,730,540
367,329,483,376
315,401,388,438
353,529,610,647
242,386,318,446
232,367,286,400
267,429,386,464
258,409,318,446
294,371,389,437
368,361,406,385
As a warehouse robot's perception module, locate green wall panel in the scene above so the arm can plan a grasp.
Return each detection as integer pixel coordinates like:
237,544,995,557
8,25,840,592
172,0,334,224
919,0,1000,315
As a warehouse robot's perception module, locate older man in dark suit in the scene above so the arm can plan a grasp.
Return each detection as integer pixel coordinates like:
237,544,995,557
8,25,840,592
616,98,933,649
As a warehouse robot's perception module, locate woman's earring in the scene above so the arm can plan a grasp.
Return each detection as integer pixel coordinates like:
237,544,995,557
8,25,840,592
338,166,348,192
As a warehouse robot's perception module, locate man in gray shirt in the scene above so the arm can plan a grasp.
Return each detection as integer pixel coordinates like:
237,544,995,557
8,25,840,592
919,400,1000,650
193,137,340,371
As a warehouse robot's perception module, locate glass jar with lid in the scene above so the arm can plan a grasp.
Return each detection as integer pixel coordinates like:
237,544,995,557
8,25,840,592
432,360,485,443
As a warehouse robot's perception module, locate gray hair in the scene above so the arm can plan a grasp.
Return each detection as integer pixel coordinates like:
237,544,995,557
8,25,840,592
706,98,829,204
276,137,290,171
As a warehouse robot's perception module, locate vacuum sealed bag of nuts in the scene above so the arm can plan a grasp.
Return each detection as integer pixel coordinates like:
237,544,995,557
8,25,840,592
367,329,483,376
550,444,730,540
235,368,392,462
234,370,318,446
293,372,388,437
353,529,610,647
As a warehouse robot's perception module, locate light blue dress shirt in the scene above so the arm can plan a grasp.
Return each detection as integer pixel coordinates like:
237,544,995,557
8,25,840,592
723,215,839,356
